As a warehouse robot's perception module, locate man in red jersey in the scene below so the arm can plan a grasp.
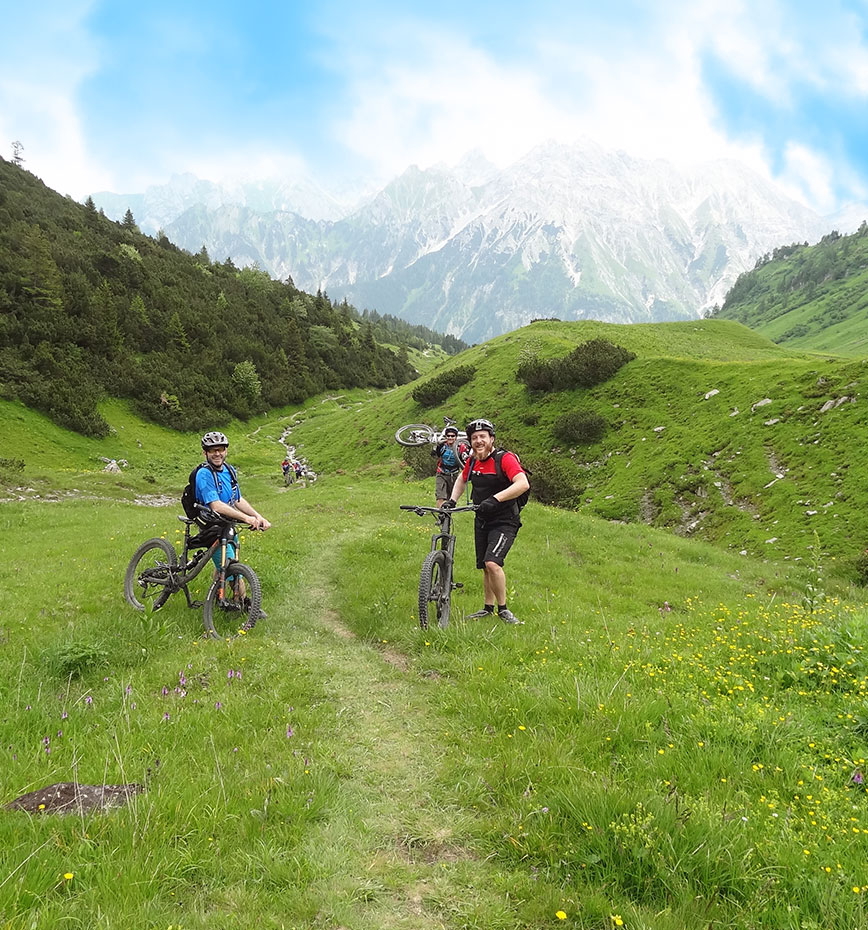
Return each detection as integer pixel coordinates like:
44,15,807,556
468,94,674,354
442,418,529,624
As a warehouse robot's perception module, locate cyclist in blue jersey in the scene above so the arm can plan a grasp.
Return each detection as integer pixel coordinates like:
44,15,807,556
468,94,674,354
432,426,469,506
196,432,271,572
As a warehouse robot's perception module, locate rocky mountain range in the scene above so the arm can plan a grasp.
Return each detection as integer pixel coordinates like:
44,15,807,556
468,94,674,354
92,141,841,343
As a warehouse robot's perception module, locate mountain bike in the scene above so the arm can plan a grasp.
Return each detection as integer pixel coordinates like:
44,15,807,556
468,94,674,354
124,515,263,638
400,503,476,630
395,416,468,447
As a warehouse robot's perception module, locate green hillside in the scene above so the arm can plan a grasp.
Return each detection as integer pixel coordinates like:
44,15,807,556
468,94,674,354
0,158,465,438
277,318,868,573
3,371,868,929
6,316,866,575
712,225,868,355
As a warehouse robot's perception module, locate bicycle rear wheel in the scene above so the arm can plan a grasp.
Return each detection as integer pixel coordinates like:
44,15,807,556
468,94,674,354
203,562,263,639
418,550,451,630
124,538,178,611
395,424,437,447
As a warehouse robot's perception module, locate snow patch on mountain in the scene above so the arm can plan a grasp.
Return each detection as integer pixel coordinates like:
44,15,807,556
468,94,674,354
92,141,841,341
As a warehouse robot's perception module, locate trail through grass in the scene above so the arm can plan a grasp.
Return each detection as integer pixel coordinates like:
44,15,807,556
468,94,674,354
4,393,868,929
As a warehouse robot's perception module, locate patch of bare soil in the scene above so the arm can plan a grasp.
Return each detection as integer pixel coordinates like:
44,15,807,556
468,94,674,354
639,489,659,524
6,783,143,814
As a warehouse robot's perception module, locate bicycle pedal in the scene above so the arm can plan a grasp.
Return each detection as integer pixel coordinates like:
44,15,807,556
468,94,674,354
452,581,464,589
190,600,204,609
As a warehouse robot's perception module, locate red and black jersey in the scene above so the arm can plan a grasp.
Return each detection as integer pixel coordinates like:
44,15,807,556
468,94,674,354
462,450,525,521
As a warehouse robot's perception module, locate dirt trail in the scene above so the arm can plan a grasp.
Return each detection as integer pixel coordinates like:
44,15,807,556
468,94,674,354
270,549,484,929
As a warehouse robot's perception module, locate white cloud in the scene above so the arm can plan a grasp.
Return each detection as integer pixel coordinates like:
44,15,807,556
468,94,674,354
776,141,868,214
0,3,107,198
5,0,868,215
334,11,772,182
334,32,567,177
184,148,312,185
777,143,839,212
0,79,110,198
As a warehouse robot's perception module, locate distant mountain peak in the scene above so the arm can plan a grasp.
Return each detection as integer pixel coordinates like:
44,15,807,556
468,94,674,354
93,142,842,341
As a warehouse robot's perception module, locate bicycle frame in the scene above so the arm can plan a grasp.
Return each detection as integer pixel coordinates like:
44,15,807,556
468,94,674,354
150,517,242,608
400,504,476,629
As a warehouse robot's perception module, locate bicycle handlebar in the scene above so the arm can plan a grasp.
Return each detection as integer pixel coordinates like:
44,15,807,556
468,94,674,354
180,513,261,529
400,504,478,515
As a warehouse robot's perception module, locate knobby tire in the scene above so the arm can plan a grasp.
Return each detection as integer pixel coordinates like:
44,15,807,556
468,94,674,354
202,562,263,639
124,538,178,611
418,549,451,631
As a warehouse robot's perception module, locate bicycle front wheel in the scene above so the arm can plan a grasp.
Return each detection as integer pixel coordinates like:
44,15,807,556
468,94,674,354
124,538,178,611
395,423,437,447
203,562,263,639
418,550,451,630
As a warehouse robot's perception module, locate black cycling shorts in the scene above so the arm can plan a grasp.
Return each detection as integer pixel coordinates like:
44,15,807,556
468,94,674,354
474,521,518,568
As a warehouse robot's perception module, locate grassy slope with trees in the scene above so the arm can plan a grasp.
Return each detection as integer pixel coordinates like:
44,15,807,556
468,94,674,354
281,317,868,576
711,223,868,355
0,157,465,437
6,168,868,926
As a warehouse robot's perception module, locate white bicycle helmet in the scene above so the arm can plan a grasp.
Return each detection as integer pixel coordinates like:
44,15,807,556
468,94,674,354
201,431,229,449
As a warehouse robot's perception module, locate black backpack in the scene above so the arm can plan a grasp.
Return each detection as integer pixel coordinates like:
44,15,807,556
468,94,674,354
181,463,238,523
493,449,531,512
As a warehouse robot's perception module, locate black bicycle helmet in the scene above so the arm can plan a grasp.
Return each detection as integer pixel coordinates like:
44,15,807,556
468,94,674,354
201,430,229,449
465,418,495,437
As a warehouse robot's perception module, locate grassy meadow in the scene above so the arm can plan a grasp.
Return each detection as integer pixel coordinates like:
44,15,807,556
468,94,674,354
3,320,868,929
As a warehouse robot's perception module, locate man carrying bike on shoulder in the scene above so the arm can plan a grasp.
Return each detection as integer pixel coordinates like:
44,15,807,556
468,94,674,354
432,425,469,507
442,418,529,625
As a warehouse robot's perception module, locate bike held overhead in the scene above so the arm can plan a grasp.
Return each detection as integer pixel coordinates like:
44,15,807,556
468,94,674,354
442,418,529,625
431,424,470,507
394,416,469,447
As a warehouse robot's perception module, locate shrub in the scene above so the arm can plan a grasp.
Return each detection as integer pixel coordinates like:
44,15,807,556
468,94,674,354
47,641,110,679
517,338,635,392
0,456,25,477
554,410,606,445
852,551,868,587
515,356,556,391
402,446,436,479
411,364,475,407
558,338,636,388
525,457,584,508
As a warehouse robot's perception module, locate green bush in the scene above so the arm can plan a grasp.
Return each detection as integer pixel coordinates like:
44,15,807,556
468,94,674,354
411,364,475,407
851,551,868,587
554,410,606,444
517,338,635,392
526,457,584,508
515,356,555,391
0,456,25,475
402,446,437,479
47,641,110,679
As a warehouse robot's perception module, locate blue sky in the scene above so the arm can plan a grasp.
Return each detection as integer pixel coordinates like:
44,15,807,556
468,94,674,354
3,0,868,214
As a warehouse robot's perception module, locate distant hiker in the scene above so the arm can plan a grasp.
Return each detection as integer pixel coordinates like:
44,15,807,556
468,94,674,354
281,457,293,484
196,432,271,571
431,425,469,506
293,461,303,479
442,418,529,625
